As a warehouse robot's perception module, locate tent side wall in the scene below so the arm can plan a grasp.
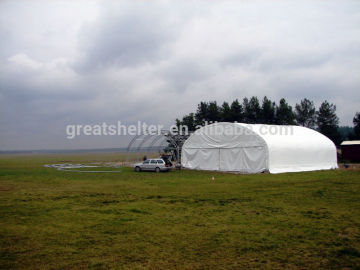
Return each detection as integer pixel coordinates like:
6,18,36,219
181,123,268,173
218,146,267,173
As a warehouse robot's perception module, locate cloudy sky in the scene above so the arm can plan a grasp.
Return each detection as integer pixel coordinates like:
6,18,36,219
0,0,359,150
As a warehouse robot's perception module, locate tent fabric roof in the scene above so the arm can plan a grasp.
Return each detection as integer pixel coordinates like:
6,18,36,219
182,122,338,174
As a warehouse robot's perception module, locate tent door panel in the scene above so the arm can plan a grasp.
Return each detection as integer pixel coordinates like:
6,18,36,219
219,147,266,173
183,148,220,170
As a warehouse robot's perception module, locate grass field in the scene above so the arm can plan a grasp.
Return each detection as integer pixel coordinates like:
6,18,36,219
0,153,360,269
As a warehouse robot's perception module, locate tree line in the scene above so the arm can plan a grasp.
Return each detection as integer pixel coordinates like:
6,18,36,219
175,96,360,145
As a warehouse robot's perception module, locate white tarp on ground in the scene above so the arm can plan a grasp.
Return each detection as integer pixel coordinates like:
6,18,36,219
181,122,338,174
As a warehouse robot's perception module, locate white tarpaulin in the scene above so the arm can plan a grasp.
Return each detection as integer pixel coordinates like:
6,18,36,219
181,122,338,174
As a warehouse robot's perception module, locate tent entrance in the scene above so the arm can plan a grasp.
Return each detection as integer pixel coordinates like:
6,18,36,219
219,147,266,173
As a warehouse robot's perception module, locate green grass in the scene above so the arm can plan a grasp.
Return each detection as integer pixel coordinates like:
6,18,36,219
0,153,360,269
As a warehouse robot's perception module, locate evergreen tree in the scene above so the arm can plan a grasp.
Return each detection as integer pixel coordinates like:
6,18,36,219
230,99,244,122
220,102,232,122
275,98,295,125
353,112,360,139
339,126,355,141
260,96,276,124
316,101,341,145
181,113,196,131
295,98,316,128
207,101,221,122
194,102,209,126
243,96,261,123
242,97,250,123
175,118,181,129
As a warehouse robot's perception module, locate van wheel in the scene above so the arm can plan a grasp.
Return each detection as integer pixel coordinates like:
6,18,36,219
155,167,160,173
135,166,141,172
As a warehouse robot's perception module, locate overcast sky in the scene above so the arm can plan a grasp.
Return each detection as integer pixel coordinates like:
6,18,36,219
0,0,359,150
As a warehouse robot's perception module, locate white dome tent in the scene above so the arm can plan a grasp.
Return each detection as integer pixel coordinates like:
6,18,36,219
181,122,338,174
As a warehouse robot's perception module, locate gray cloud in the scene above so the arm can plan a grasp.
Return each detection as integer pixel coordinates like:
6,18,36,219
0,0,359,150
75,2,182,71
